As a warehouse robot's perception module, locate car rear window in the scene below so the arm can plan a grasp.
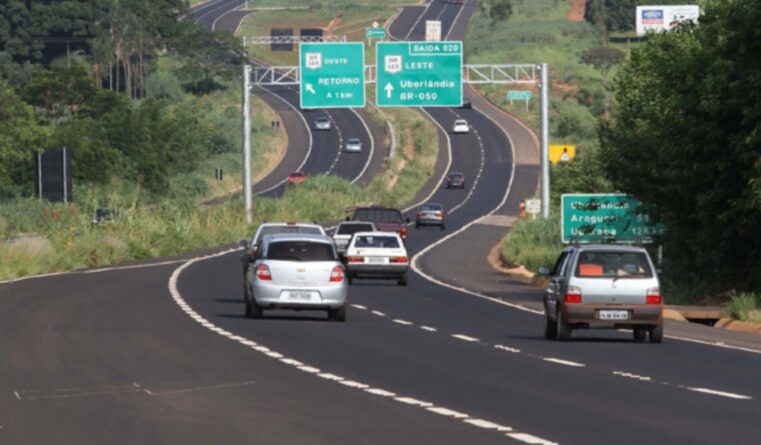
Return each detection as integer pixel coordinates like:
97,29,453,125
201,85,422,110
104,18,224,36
575,251,653,278
337,223,374,235
266,241,335,262
354,235,400,249
353,209,403,223
421,204,442,211
256,226,322,242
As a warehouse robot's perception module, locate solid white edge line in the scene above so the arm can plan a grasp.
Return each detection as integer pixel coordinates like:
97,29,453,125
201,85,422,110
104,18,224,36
507,432,558,445
210,0,242,31
686,387,752,400
404,0,434,40
444,0,468,40
542,358,586,368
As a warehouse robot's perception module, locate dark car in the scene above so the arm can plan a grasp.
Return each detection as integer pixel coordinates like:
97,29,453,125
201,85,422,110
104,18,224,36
446,172,466,189
351,206,410,241
415,203,445,230
460,98,472,109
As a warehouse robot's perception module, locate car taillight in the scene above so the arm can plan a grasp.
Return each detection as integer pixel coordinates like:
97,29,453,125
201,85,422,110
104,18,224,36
330,265,345,282
347,256,364,263
390,256,408,263
437,211,444,217
256,264,272,281
564,286,582,303
416,211,423,217
400,226,407,239
646,287,662,305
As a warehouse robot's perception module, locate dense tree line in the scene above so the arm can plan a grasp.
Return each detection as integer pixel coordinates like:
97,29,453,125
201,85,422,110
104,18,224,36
600,0,761,293
0,0,243,198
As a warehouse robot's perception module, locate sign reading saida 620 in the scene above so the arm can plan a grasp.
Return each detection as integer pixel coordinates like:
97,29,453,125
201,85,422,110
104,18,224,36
561,194,666,244
376,41,463,107
299,42,365,109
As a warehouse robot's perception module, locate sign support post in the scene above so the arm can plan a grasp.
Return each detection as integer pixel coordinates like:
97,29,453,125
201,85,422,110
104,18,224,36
540,63,550,219
242,64,252,224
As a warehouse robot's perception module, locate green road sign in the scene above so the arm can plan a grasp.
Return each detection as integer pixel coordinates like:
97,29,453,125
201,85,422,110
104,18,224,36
366,27,385,39
376,41,463,107
507,90,532,101
561,194,666,244
299,42,365,109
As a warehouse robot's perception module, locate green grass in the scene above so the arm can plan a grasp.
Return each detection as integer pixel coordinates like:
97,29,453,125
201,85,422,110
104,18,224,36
725,293,761,323
500,217,563,272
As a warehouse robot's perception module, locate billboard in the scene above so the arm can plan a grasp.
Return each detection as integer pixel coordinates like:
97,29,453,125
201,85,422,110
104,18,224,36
636,5,700,36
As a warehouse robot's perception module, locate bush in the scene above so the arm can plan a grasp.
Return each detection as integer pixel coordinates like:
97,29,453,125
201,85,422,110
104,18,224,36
501,217,563,272
725,293,761,323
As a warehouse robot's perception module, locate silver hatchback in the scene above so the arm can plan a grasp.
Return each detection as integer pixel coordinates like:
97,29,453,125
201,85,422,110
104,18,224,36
540,245,663,342
245,234,348,321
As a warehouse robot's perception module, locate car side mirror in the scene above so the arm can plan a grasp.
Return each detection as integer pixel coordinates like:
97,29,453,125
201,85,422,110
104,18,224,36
238,239,249,249
537,267,551,276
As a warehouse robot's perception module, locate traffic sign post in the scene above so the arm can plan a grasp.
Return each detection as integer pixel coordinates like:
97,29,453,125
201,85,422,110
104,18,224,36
366,27,385,39
561,194,666,244
376,41,463,107
299,42,365,108
525,199,541,219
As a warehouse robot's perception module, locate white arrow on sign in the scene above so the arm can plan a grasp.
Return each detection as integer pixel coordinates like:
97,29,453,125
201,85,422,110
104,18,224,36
305,83,316,94
384,83,394,99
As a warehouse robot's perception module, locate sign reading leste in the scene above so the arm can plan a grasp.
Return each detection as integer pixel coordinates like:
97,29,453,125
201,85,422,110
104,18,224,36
376,41,463,107
299,42,365,109
561,194,666,244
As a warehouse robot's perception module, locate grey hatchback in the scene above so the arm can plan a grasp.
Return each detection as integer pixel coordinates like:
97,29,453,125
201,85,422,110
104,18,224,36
539,245,663,343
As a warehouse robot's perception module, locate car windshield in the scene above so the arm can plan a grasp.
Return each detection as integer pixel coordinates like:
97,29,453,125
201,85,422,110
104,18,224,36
337,223,374,235
256,226,322,242
353,209,403,223
347,138,360,144
455,120,467,125
354,236,400,249
575,251,653,278
266,241,335,262
449,172,463,178
316,117,328,122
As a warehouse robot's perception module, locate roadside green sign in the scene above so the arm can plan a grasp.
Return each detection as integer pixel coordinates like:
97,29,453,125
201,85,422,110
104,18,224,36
507,90,532,101
561,194,666,244
299,42,365,109
376,41,463,107
366,27,385,39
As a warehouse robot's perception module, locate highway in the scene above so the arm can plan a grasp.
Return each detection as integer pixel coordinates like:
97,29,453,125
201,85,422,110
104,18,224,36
1,1,760,444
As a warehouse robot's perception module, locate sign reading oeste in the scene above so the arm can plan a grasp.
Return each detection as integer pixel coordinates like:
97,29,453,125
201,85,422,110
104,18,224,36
376,41,463,107
299,42,365,109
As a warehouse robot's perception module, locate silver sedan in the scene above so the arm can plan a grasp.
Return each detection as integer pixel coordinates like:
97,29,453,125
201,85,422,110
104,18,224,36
246,233,348,321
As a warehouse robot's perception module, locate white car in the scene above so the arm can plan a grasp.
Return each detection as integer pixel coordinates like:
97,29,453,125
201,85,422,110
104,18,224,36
314,116,331,130
332,221,377,257
345,138,362,153
452,119,469,134
344,231,409,286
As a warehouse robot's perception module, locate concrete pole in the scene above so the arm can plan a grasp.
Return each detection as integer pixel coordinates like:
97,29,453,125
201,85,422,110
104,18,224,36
540,63,550,219
243,64,253,224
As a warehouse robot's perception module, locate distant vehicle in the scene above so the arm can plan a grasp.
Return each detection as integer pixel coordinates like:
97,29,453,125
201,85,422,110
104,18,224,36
344,231,409,286
460,98,472,109
452,119,469,134
415,203,446,230
446,171,466,189
240,222,326,263
244,233,348,321
345,138,362,153
332,221,377,257
538,245,663,343
287,171,307,185
314,116,331,130
351,206,410,241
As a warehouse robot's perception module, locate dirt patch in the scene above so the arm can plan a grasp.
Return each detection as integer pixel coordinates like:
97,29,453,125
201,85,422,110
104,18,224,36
566,0,586,22
553,81,578,93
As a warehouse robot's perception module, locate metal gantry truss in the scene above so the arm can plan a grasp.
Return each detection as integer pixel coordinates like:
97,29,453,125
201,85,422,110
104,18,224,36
251,64,540,86
244,35,347,45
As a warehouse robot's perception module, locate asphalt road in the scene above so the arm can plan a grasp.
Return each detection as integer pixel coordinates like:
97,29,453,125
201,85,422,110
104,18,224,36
2,1,761,444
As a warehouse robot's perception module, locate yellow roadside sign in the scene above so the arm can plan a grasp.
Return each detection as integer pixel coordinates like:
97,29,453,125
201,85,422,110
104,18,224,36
550,144,576,163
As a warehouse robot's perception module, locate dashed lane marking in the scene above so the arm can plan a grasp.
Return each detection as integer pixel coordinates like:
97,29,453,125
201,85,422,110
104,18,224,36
685,387,752,400
452,334,479,343
393,319,413,326
542,358,586,368
420,326,438,332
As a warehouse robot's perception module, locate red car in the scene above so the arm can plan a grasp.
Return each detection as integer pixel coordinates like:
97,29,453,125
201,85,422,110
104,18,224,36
287,171,307,185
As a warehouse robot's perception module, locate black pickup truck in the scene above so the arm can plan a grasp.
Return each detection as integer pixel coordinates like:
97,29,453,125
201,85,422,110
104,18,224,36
351,207,410,241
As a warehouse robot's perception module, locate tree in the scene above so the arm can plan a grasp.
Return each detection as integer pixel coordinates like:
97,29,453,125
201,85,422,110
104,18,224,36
170,23,243,94
599,0,761,293
581,46,625,116
478,0,513,25
23,62,97,123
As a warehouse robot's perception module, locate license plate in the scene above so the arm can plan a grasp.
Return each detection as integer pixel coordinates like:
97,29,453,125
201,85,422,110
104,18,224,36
288,291,313,301
599,310,629,321
367,257,386,264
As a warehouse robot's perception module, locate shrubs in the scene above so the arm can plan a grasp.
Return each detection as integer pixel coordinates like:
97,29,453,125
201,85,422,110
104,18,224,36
725,293,761,323
501,217,563,272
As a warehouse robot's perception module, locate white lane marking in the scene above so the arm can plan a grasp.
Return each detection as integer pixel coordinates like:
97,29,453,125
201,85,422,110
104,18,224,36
420,325,438,332
443,108,487,216
426,406,469,419
542,358,586,368
265,351,284,359
371,310,387,317
13,391,20,401
348,108,376,184
394,397,433,407
686,387,752,400
464,418,513,431
210,0,243,31
508,432,558,445
664,334,761,356
280,358,303,366
351,304,367,310
365,388,396,397
444,0,469,40
324,110,344,176
404,0,434,40
153,381,255,396
81,259,186,274
494,345,521,353
167,250,556,445
393,319,413,326
452,334,479,343
612,371,652,382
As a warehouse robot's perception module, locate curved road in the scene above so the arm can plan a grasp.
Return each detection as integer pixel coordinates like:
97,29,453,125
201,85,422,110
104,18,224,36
1,1,760,444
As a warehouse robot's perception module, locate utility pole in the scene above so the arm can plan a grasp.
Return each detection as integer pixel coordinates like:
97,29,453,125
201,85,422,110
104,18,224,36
242,64,252,224
539,63,550,219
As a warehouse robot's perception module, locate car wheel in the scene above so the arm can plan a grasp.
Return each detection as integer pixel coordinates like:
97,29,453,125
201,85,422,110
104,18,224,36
543,311,558,339
329,304,347,322
633,327,647,342
398,272,408,286
556,309,572,341
649,323,663,343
